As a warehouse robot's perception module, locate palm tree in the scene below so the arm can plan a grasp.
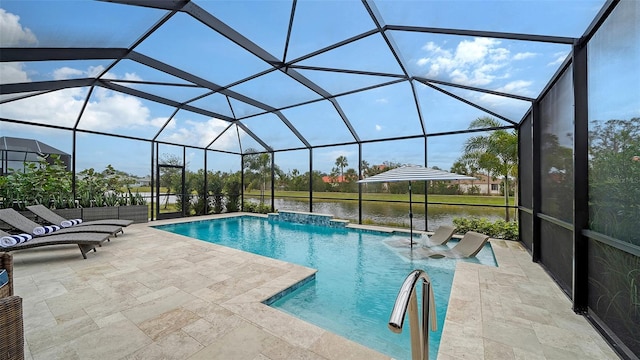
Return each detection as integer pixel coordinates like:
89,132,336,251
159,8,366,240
335,156,348,181
463,116,518,221
360,160,370,179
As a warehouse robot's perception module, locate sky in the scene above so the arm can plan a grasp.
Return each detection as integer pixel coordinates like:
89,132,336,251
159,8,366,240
2,0,634,177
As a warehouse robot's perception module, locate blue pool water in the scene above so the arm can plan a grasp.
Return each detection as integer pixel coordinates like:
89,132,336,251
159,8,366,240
155,216,496,359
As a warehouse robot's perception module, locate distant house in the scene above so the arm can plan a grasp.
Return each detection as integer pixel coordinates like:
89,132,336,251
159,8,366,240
132,176,151,187
0,136,71,176
322,175,347,186
456,173,503,195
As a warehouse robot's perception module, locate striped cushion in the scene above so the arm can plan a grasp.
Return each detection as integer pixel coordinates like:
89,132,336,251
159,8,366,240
0,269,8,289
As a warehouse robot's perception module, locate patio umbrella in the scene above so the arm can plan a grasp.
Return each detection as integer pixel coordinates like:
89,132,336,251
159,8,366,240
358,165,476,249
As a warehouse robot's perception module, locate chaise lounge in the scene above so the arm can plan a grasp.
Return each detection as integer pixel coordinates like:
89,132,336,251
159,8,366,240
384,225,456,248
0,208,123,237
27,204,134,229
421,225,456,247
411,231,490,259
0,229,110,259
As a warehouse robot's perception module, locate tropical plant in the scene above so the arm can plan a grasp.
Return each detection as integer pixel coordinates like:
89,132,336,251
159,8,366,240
223,173,242,212
243,201,272,214
461,116,518,220
208,172,225,214
133,191,147,206
0,154,72,209
104,191,120,207
589,241,640,353
588,117,640,245
243,149,275,205
335,155,348,180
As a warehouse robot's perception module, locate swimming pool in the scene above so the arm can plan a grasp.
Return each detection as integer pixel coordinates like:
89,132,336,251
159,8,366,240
155,216,496,359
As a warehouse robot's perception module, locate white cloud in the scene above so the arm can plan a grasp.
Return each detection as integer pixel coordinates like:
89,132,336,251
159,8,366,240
513,52,537,60
52,67,85,80
0,62,30,83
0,9,37,46
80,89,154,131
0,8,238,160
455,38,498,64
375,98,388,104
375,124,382,131
416,58,429,67
496,80,533,94
123,72,143,82
416,37,540,93
0,64,159,132
0,87,87,127
421,41,451,58
186,118,230,148
549,51,570,66
50,65,142,82
160,117,234,149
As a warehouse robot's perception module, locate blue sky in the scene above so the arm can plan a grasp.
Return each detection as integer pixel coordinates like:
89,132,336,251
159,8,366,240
2,0,633,177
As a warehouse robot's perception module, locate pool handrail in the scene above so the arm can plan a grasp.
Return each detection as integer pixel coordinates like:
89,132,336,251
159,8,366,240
388,269,437,360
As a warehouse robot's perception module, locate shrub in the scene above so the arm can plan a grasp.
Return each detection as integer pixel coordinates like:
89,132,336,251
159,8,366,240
223,174,242,212
243,201,273,214
0,155,146,209
452,217,519,240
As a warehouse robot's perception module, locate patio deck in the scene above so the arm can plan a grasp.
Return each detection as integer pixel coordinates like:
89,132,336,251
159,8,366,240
9,214,618,359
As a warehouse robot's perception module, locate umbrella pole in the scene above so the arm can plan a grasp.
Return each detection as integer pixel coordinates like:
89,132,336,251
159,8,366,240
409,181,413,249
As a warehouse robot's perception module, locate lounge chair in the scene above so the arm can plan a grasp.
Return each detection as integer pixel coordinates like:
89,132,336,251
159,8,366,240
413,231,490,259
384,225,456,248
27,204,134,229
421,225,455,247
0,229,110,259
0,208,123,237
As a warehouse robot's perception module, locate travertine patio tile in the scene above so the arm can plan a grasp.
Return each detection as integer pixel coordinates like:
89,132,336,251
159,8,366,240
33,280,67,300
21,300,57,334
125,329,203,359
186,320,283,360
439,324,485,360
83,292,140,320
135,285,181,303
9,220,620,360
70,319,151,359
482,318,542,354
27,312,99,354
31,342,80,360
94,311,127,328
532,322,614,359
53,308,89,324
309,332,392,360
182,316,245,346
45,287,105,317
138,307,201,341
260,336,328,360
122,290,196,324
484,338,516,359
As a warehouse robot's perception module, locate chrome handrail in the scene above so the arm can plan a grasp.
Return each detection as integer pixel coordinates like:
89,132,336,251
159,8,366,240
388,270,437,360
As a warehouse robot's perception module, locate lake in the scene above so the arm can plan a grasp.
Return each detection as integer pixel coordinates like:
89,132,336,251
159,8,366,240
251,196,514,231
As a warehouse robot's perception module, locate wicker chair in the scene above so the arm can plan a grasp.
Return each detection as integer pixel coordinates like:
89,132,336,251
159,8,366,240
0,252,24,360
